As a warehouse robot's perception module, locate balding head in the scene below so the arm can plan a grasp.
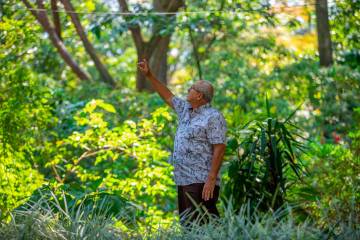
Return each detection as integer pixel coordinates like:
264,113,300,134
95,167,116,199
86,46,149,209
194,80,214,102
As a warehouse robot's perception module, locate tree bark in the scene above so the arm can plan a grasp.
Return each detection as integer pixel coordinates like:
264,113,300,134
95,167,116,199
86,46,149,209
136,36,171,91
149,36,170,85
60,0,116,87
118,0,184,92
315,0,333,67
21,0,90,81
51,0,62,40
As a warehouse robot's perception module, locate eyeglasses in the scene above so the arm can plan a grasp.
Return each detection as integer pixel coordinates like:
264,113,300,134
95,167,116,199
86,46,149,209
188,84,212,102
187,85,211,102
187,86,200,93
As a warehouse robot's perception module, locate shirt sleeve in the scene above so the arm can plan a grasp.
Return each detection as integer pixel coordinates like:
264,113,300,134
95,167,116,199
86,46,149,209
171,96,187,118
206,113,227,144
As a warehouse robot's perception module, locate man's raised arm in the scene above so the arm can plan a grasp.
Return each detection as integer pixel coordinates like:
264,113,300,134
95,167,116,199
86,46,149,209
138,59,175,109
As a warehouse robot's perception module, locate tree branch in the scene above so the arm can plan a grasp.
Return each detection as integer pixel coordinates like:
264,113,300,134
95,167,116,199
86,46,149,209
51,165,64,183
60,0,116,87
184,3,202,79
51,0,62,40
75,146,128,165
21,0,91,81
117,0,144,52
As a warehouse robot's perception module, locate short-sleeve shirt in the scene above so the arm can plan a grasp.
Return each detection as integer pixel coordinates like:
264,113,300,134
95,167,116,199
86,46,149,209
168,96,227,186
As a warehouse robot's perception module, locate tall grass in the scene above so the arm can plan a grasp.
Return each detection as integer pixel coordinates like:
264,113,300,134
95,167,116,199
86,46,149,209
147,199,360,240
146,200,323,240
0,191,127,240
1,192,359,240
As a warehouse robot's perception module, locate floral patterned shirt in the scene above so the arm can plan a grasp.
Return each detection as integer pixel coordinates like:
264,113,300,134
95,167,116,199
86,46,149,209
168,96,227,186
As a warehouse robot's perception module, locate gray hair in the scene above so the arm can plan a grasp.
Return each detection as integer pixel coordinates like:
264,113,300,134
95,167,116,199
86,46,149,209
194,80,214,102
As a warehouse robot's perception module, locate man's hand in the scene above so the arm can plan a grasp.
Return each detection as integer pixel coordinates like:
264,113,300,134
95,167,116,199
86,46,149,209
202,144,226,201
202,174,217,201
136,58,174,108
138,58,150,76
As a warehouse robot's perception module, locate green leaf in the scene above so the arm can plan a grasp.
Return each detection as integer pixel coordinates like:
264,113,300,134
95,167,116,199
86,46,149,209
91,25,101,39
260,128,266,157
284,101,304,124
227,138,239,151
97,101,116,113
265,93,270,117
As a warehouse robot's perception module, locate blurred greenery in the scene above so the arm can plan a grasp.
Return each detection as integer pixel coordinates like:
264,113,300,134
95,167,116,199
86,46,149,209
1,0,359,238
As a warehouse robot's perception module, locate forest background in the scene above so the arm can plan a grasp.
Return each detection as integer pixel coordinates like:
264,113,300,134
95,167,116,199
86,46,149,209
0,0,359,239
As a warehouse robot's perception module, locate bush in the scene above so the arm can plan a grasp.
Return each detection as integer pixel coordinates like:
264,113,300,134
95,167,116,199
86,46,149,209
222,98,306,212
42,99,177,229
288,142,360,231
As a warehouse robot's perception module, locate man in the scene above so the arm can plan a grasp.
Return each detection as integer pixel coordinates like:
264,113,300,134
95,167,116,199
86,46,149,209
138,59,227,225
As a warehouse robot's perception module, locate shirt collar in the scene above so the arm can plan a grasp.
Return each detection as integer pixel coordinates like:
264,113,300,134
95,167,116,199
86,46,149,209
188,102,211,113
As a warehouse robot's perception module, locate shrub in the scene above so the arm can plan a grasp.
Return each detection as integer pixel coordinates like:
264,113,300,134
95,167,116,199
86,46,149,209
288,142,360,229
222,97,306,212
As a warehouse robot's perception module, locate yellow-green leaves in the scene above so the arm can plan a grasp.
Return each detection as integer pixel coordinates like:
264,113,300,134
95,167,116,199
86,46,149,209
84,0,96,12
45,98,176,229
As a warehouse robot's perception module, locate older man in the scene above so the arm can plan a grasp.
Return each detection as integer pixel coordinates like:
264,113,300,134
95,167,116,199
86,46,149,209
138,59,227,224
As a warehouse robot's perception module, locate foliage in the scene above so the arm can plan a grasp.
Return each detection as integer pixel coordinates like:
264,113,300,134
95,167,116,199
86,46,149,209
2,194,359,239
266,61,360,140
0,189,128,239
0,18,55,152
349,107,360,155
4,195,358,240
0,150,44,221
288,142,360,231
146,201,327,240
1,0,360,237
330,0,360,68
222,97,306,212
43,99,177,229
0,17,55,218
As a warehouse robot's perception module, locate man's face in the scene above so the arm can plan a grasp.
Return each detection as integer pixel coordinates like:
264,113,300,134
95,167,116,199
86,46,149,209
186,84,203,103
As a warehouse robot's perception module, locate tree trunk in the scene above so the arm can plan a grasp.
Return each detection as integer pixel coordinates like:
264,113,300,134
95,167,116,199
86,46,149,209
315,0,333,67
118,0,184,92
60,0,116,87
137,36,170,91
21,0,90,81
150,36,170,85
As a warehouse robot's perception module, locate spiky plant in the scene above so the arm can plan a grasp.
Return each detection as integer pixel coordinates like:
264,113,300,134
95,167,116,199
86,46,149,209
223,96,306,212
0,189,137,240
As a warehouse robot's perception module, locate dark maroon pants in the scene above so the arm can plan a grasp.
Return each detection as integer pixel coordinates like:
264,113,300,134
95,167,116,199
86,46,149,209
177,182,220,225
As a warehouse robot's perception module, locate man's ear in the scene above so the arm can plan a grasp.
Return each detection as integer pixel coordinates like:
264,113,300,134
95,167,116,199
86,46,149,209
199,93,204,100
